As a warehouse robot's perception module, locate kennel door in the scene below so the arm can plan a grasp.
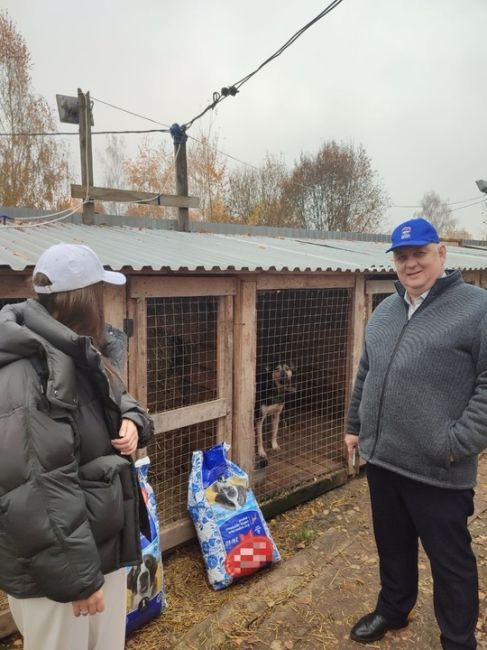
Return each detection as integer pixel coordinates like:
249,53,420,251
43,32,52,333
127,276,235,550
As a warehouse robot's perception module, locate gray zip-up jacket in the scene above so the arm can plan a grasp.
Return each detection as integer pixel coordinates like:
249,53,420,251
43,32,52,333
347,271,487,489
0,300,154,602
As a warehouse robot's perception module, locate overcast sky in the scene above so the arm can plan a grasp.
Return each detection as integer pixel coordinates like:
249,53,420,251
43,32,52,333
2,0,487,236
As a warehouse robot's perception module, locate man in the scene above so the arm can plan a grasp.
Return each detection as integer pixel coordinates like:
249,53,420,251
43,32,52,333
345,217,487,649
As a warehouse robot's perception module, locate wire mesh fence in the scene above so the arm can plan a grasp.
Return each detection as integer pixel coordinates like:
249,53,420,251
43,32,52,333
145,296,220,528
147,421,217,528
146,297,218,412
254,288,352,500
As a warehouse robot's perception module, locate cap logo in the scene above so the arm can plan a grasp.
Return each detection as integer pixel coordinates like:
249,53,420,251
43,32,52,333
400,226,412,240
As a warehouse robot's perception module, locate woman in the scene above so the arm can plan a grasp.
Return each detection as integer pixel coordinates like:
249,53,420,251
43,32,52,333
0,243,154,650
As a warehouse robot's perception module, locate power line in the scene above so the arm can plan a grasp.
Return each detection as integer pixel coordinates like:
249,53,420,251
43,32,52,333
91,96,171,128
183,0,345,129
391,196,485,210
0,128,168,136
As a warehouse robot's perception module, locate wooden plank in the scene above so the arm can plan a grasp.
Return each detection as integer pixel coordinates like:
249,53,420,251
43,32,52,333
103,283,128,382
127,299,139,401
365,279,395,295
0,275,34,299
260,468,348,520
152,398,228,434
256,274,355,290
160,517,195,552
136,298,148,409
174,137,190,231
71,184,200,209
463,270,481,286
349,275,366,398
233,280,257,479
217,295,233,446
0,608,17,639
129,276,236,299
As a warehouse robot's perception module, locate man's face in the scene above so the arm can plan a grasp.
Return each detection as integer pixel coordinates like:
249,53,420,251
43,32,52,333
393,243,446,299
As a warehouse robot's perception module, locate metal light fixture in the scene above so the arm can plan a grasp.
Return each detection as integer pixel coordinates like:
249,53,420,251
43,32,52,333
56,94,94,125
475,180,487,195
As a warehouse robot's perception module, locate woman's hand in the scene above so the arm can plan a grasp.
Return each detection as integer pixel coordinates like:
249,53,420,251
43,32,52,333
72,588,105,617
111,418,139,455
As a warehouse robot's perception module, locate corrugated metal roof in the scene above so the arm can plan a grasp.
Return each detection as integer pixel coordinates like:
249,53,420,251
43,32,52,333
2,222,487,273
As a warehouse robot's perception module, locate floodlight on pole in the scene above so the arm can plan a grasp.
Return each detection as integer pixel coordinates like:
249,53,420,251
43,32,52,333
56,94,94,126
476,180,487,195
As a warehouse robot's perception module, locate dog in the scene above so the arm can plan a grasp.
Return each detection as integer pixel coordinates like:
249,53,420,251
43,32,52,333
213,475,247,509
127,553,159,611
255,363,295,459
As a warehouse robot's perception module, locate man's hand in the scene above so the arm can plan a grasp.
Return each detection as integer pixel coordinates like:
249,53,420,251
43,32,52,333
72,588,105,617
111,418,139,455
344,433,359,456
345,433,360,476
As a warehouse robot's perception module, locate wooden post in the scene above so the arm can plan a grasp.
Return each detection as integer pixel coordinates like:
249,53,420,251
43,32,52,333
170,123,189,232
78,88,95,225
233,280,257,478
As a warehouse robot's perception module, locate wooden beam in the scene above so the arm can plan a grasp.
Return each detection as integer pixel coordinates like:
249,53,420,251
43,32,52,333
365,279,396,295
174,136,190,231
129,276,236,299
71,184,199,209
217,295,234,446
256,274,355,290
78,89,95,225
0,275,34,299
350,275,366,385
103,283,128,382
152,398,228,434
233,280,257,479
160,517,195,552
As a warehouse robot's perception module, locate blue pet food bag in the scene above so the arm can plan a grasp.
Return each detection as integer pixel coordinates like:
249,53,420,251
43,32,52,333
188,443,280,590
126,456,166,634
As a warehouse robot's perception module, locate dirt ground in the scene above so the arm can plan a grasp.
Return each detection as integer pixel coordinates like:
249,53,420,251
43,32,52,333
3,455,487,650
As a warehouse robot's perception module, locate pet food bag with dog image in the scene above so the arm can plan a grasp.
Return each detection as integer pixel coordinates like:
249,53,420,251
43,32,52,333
126,456,166,635
188,442,280,590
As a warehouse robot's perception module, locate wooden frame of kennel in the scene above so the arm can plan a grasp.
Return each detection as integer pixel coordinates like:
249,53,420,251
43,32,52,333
126,275,235,549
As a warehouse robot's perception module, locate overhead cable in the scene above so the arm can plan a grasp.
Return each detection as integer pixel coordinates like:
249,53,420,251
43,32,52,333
183,0,345,129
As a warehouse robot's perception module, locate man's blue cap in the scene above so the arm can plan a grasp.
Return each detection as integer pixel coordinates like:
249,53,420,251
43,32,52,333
386,217,440,253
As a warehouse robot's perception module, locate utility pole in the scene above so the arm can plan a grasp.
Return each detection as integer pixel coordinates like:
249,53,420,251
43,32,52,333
78,89,95,225
58,91,199,222
170,123,189,232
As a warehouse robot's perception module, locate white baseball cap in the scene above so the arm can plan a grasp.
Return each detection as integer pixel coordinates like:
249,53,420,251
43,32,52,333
33,243,126,294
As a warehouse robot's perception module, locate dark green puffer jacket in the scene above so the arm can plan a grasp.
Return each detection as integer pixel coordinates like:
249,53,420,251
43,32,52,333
0,299,154,602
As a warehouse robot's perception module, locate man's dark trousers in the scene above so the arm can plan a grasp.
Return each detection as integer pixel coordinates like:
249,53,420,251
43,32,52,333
366,463,478,650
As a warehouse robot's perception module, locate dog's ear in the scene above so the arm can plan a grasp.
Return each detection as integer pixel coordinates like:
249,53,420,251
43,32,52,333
127,566,137,591
147,555,158,577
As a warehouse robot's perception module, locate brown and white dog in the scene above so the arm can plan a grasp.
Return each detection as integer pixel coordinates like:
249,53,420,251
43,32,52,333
255,363,295,459
127,554,159,611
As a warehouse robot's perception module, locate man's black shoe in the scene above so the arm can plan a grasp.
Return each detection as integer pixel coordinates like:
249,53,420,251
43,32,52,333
350,612,408,643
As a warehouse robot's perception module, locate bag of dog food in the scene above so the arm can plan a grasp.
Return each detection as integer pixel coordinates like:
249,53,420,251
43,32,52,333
188,443,280,590
126,456,166,635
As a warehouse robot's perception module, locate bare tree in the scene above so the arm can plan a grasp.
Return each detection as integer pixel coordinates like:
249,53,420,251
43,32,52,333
414,190,458,236
0,11,70,208
122,137,174,217
187,127,227,222
225,153,294,226
99,134,126,215
282,141,388,232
